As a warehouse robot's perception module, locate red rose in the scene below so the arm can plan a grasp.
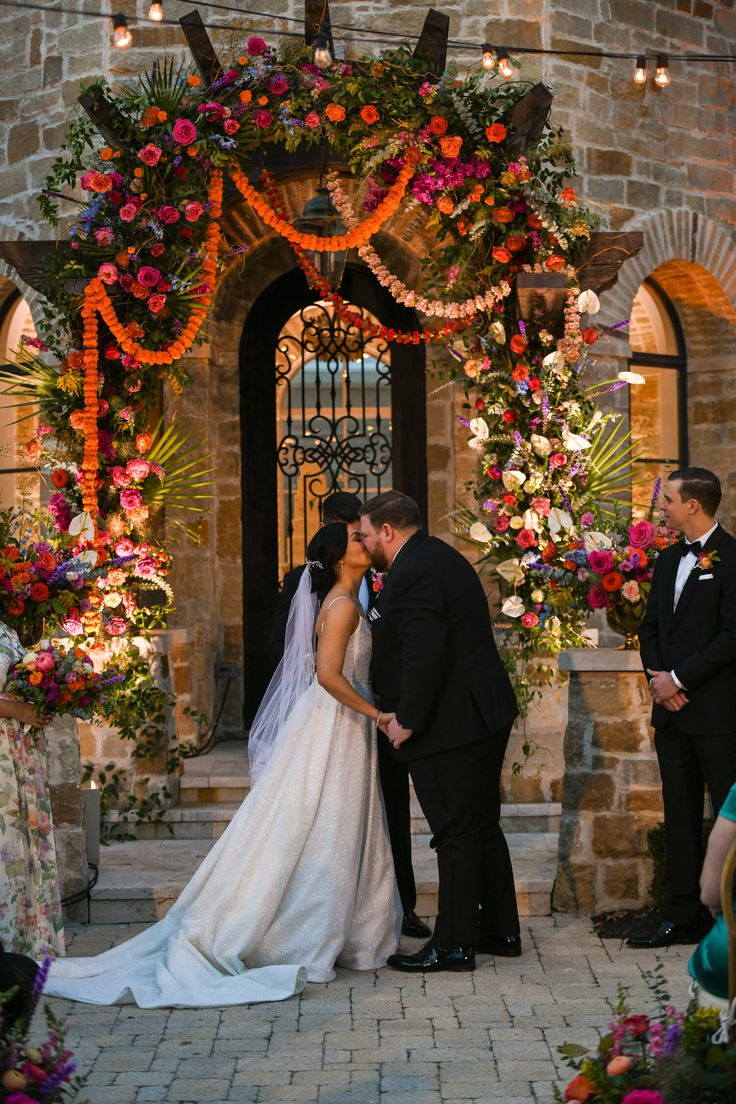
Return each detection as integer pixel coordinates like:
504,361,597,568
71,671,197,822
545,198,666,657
150,242,165,257
30,582,50,601
582,327,598,344
563,1074,595,1102
528,377,541,390
545,254,566,271
492,247,512,264
505,235,527,252
549,452,567,467
510,334,528,354
147,293,167,314
503,493,517,506
51,469,68,488
622,1014,650,1040
516,529,537,549
502,410,516,424
494,514,510,533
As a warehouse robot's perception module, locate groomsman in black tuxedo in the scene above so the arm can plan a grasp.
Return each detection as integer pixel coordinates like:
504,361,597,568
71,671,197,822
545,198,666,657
630,467,736,949
361,491,520,971
270,489,428,940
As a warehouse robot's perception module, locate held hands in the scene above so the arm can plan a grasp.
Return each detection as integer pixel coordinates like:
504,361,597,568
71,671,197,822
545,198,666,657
387,716,413,750
377,711,395,736
647,669,689,711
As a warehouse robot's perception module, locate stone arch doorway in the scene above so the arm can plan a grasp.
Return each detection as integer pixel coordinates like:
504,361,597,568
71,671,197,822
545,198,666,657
240,262,428,720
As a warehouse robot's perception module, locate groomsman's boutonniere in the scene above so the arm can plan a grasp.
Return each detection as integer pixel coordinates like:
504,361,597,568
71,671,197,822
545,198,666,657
371,570,385,594
695,549,720,571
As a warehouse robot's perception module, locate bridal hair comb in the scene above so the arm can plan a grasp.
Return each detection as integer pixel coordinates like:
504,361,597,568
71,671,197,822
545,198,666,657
305,558,323,570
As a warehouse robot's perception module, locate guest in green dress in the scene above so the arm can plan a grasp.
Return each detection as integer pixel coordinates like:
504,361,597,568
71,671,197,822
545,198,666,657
688,780,736,1005
0,622,64,958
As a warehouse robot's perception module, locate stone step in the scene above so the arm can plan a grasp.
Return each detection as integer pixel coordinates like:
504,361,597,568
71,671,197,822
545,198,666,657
82,832,557,924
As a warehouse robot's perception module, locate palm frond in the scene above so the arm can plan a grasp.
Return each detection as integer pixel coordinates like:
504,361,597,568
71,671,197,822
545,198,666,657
585,418,644,507
0,348,69,423
143,417,214,519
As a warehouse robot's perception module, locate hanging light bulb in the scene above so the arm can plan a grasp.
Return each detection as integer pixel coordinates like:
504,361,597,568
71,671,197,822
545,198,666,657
480,42,495,72
148,2,164,22
497,48,515,79
633,54,647,84
111,13,132,49
313,24,333,70
654,54,670,87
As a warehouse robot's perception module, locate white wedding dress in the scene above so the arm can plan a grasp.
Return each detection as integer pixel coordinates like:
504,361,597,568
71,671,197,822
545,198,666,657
46,614,400,1007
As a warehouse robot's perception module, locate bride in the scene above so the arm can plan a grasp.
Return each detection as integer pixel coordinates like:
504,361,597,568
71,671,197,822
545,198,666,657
46,521,400,1007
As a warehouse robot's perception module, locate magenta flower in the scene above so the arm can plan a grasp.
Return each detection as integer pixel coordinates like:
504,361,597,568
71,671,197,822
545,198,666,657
254,109,272,128
172,118,197,145
247,36,267,55
136,265,161,288
588,549,615,574
268,75,289,95
120,487,143,511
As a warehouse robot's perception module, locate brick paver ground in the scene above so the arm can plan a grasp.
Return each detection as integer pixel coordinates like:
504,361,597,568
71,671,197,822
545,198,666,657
40,916,690,1104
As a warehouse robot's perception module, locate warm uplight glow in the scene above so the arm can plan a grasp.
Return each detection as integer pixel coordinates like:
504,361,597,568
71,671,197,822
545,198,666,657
112,13,132,48
654,54,671,87
314,25,332,70
481,42,495,71
633,55,647,84
497,49,514,79
148,2,164,22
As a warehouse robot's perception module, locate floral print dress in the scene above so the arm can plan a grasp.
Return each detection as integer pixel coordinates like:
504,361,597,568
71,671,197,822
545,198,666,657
0,622,64,958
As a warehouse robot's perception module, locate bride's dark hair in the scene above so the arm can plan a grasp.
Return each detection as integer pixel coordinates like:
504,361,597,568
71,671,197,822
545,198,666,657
306,522,348,603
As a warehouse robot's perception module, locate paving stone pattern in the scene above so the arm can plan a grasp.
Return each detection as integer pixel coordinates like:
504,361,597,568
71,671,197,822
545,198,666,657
40,916,690,1104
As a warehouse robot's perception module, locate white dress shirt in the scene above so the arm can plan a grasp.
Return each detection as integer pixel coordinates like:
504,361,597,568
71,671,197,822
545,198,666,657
358,575,370,612
670,521,719,689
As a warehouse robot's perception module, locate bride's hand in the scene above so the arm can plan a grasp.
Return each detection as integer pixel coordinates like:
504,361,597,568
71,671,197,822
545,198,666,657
378,711,395,735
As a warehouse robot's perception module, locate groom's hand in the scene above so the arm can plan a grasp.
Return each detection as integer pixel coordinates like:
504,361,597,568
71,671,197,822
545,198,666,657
646,669,684,705
378,712,395,736
387,717,412,749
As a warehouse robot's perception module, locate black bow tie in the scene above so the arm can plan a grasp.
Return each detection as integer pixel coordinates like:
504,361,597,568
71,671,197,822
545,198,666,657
681,541,702,557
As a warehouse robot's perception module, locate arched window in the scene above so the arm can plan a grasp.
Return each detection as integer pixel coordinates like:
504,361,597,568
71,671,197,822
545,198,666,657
628,278,687,503
0,290,39,508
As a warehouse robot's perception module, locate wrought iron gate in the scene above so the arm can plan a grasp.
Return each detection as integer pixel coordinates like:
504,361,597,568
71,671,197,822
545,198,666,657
274,301,392,572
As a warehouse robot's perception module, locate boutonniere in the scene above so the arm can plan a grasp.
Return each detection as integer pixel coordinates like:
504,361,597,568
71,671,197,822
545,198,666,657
695,549,720,571
371,569,385,594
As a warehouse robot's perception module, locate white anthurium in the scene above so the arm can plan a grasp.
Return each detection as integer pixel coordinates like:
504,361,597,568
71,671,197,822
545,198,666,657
501,595,525,619
562,428,591,451
75,549,99,567
548,506,573,535
577,289,600,315
501,470,526,492
531,433,552,456
467,416,489,451
522,508,542,532
543,350,565,371
587,409,604,431
549,616,562,637
68,511,96,541
469,521,493,544
583,530,614,551
618,369,646,385
489,321,506,344
496,558,525,584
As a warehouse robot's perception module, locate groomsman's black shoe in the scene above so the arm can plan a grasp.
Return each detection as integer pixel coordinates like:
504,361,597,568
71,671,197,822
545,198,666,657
477,933,522,957
402,911,432,939
626,920,703,949
387,942,475,972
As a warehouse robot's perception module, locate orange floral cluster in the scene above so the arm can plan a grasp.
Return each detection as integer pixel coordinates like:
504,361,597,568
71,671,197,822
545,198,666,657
80,287,100,516
229,149,420,253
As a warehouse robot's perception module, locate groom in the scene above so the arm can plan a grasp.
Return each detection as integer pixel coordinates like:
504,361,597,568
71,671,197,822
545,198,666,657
361,491,520,971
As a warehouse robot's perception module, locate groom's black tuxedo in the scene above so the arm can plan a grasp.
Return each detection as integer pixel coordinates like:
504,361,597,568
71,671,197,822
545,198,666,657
638,522,736,926
370,530,519,945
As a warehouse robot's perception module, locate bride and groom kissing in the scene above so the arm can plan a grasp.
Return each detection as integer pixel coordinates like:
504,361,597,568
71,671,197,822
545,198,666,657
45,491,521,1007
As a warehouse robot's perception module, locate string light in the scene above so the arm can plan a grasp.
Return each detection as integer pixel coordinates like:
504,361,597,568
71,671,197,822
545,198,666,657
148,2,164,22
313,23,332,69
480,42,495,71
497,48,515,79
654,53,671,87
111,12,132,49
633,54,647,84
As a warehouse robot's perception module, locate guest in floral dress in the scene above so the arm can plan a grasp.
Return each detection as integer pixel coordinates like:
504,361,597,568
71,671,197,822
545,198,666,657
0,622,64,958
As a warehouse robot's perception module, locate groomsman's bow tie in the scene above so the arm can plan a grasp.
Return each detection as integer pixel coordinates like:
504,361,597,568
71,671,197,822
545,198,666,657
681,540,702,557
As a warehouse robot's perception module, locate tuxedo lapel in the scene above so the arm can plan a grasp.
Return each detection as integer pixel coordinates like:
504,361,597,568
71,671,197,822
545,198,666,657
669,524,724,632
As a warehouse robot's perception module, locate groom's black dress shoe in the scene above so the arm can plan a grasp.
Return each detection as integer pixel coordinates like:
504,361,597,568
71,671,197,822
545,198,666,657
402,911,432,939
387,942,475,973
477,933,522,957
626,920,703,949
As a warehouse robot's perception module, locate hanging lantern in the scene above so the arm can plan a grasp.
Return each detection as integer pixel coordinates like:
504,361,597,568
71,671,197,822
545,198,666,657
295,187,348,289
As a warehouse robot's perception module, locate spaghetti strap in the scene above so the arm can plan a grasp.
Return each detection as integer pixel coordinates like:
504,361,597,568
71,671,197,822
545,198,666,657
319,594,356,635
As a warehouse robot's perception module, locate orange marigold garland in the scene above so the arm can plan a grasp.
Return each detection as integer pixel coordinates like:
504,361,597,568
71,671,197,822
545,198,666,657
81,284,100,516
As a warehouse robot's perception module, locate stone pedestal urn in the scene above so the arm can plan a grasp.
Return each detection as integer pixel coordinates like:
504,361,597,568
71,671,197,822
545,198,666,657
553,649,663,914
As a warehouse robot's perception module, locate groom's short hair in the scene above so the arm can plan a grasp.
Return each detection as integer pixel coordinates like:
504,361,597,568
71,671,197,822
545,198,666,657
321,491,362,524
361,491,422,531
669,467,721,517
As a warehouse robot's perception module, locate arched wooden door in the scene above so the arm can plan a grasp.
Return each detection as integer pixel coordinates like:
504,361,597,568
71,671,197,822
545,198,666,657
240,263,427,721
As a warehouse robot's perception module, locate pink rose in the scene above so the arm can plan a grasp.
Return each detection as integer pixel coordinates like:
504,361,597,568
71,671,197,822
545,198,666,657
622,1015,650,1040
628,519,657,549
95,227,114,245
621,580,640,602
254,109,272,128
305,111,321,128
120,487,143,511
621,1093,664,1104
135,556,159,577
587,585,610,609
268,75,288,95
119,204,137,222
136,265,161,288
119,273,135,291
494,515,510,533
157,205,180,224
126,458,152,482
35,651,55,671
97,263,119,285
531,496,551,516
197,101,226,121
110,465,132,488
138,143,162,166
516,528,537,549
606,1055,633,1076
520,612,539,628
147,293,167,313
79,170,96,190
115,539,136,556
62,616,84,636
549,452,567,468
104,617,128,637
247,36,267,54
172,118,197,145
184,201,204,222
223,118,240,135
150,242,165,257
588,549,615,574
580,511,595,527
